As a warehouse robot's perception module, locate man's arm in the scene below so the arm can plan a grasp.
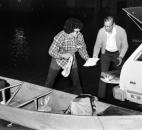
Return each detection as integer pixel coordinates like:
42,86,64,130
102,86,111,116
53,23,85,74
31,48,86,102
77,34,89,61
49,32,72,59
49,40,72,59
119,29,128,58
93,30,102,58
48,39,62,59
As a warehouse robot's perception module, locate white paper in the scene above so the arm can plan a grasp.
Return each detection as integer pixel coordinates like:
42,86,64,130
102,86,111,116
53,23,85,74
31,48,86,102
100,77,119,84
83,58,99,67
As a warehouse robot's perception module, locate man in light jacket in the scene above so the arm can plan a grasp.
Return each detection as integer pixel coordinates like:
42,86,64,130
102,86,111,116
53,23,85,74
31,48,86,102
93,16,128,99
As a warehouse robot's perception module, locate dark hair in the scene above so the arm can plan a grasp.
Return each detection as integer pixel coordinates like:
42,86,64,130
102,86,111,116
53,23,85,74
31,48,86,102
63,18,83,34
104,15,115,24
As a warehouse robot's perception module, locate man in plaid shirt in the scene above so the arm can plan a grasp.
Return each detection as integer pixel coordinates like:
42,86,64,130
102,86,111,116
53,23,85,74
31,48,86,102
45,18,90,94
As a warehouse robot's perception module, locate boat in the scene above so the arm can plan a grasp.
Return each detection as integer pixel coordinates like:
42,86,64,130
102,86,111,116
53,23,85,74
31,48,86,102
0,76,142,130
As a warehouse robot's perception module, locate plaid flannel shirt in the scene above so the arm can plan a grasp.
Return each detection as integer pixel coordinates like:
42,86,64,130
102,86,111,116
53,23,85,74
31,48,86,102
49,30,89,68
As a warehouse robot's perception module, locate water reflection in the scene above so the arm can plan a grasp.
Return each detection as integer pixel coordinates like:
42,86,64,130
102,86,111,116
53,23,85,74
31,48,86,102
10,27,30,67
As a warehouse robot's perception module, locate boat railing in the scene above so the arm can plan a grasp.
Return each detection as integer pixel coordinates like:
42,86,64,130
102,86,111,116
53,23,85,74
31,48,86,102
0,81,54,111
16,89,53,110
0,82,23,105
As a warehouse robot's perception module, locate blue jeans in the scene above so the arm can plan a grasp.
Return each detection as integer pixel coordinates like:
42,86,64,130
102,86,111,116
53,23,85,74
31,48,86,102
45,58,83,94
98,51,122,98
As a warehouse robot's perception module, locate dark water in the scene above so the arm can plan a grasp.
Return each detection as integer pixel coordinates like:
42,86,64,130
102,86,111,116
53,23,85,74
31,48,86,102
0,8,141,129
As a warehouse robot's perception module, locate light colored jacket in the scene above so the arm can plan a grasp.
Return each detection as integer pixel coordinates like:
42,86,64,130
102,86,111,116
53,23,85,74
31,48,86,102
93,25,128,58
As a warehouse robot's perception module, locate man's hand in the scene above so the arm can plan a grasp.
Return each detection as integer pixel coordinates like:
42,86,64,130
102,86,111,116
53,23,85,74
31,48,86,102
101,72,113,81
76,45,82,49
117,57,122,66
61,53,72,59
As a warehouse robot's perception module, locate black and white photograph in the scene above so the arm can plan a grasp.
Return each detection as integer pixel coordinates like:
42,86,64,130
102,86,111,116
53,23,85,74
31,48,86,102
0,0,142,129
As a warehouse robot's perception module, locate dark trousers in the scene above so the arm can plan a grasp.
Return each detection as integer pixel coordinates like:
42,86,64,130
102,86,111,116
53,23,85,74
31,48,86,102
98,51,122,98
45,58,83,94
